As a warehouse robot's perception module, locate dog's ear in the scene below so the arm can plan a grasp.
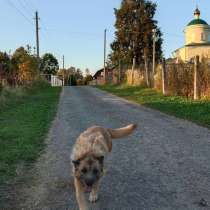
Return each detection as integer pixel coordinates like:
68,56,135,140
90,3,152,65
72,160,80,167
96,156,104,164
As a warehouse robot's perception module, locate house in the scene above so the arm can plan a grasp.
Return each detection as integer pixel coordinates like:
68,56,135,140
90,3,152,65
173,8,210,62
92,67,117,85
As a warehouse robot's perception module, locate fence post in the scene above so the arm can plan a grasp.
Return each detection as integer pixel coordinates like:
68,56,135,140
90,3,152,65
194,55,199,100
162,58,166,95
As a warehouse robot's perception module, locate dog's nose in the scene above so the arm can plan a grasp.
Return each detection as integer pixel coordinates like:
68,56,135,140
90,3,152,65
85,178,94,187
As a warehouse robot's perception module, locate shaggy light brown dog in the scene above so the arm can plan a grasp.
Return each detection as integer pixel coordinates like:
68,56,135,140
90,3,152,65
71,124,137,210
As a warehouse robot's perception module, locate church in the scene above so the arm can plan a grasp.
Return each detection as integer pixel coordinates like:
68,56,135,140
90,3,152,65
173,8,210,62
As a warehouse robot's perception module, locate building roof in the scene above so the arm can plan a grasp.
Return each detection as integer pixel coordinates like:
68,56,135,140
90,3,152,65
93,67,115,79
194,8,200,16
93,69,104,79
187,8,209,26
187,18,208,26
185,42,210,47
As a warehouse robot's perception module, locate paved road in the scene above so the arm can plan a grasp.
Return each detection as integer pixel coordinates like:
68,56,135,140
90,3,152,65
20,86,210,210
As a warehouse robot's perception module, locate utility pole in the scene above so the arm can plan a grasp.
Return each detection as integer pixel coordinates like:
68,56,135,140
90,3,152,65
119,59,121,84
104,29,107,84
35,11,40,58
194,55,199,100
152,29,156,76
131,40,136,85
62,55,65,86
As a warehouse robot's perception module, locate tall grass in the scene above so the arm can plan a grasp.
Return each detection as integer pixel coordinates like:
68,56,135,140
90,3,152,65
0,79,49,111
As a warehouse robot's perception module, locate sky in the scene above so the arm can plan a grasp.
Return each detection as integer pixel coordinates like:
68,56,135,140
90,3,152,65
0,0,210,74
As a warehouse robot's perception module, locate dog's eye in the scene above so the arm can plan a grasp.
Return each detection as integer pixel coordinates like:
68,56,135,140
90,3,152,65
93,168,98,174
82,168,87,174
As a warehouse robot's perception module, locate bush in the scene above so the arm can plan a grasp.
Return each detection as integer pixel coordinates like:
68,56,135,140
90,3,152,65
84,75,93,85
77,79,84,86
0,82,3,93
68,75,77,86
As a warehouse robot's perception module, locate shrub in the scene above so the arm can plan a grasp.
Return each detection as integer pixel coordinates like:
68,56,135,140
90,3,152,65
77,79,84,86
0,82,2,93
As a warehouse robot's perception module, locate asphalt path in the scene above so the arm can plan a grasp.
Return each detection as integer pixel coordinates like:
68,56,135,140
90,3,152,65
19,86,210,210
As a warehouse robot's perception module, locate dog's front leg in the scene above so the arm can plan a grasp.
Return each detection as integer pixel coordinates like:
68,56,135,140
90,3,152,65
89,181,99,203
74,178,88,210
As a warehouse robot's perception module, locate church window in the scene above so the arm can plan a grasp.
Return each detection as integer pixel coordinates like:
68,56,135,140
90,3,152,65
201,33,206,41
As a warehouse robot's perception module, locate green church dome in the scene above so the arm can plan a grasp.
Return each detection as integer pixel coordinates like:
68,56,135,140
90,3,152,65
187,19,208,26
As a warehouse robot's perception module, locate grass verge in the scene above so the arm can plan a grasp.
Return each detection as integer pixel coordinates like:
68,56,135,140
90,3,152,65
97,85,210,128
0,82,61,183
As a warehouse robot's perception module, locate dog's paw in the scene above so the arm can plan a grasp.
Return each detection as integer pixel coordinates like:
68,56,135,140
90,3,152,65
89,193,99,203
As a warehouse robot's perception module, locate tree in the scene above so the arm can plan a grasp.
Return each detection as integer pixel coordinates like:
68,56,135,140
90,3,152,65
18,56,38,84
40,53,59,75
0,52,13,85
85,68,90,77
12,47,39,85
75,68,83,80
57,66,83,86
110,0,163,86
0,52,10,76
84,74,93,85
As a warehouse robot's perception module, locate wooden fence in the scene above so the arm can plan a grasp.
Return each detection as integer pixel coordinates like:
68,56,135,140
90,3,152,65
123,56,210,99
155,56,210,99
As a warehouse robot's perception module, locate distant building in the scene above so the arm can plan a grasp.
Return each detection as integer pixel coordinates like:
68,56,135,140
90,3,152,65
173,8,210,61
92,67,116,85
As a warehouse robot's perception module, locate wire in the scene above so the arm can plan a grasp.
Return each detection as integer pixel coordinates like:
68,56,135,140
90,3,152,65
26,0,37,11
7,0,33,25
17,0,32,16
40,27,106,38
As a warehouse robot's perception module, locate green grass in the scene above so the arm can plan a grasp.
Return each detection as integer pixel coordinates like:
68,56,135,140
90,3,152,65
0,83,61,183
97,85,210,128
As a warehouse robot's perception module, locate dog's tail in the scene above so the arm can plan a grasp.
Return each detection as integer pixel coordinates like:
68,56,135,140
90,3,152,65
107,124,137,139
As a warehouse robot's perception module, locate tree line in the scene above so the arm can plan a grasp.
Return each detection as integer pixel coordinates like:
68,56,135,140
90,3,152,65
0,46,59,86
0,46,92,87
57,67,93,86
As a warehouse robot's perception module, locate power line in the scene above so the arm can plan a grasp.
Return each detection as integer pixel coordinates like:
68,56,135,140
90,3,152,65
26,0,37,11
22,0,36,12
17,0,33,17
7,0,33,25
40,27,103,37
39,19,51,37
